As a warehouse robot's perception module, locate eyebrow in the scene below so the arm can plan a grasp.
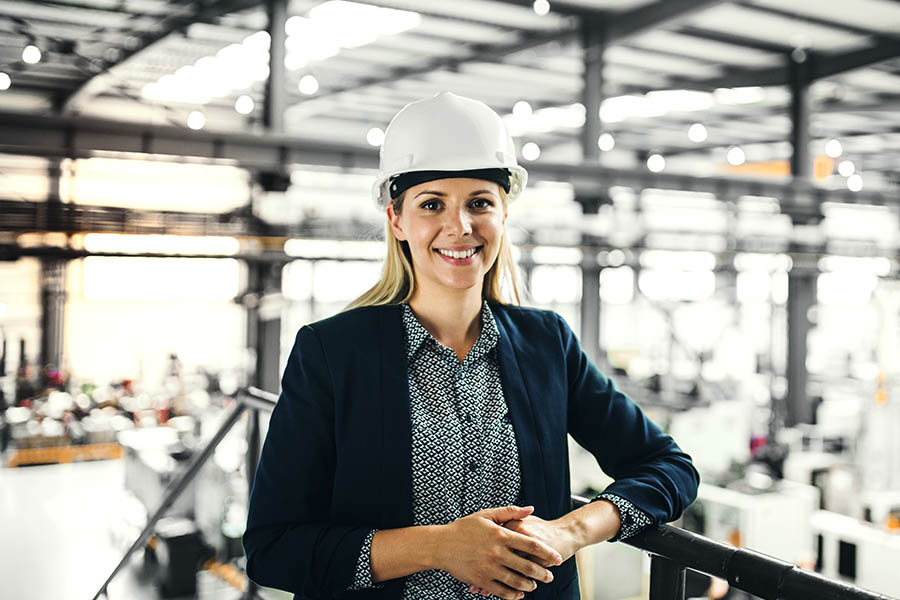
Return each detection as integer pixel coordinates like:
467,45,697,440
414,189,497,199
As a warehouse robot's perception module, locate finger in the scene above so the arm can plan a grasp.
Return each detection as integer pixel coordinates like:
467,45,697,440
482,578,528,600
496,566,540,594
504,551,555,584
482,505,534,523
504,530,563,566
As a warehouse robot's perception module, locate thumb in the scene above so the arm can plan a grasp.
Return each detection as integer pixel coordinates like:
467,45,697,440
483,505,534,523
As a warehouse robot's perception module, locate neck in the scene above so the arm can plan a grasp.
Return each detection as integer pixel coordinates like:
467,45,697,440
408,284,483,353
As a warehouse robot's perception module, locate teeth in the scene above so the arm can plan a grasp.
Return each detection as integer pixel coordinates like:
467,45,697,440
438,247,477,259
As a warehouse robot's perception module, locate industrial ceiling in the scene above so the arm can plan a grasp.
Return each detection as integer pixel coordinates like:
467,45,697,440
0,0,898,195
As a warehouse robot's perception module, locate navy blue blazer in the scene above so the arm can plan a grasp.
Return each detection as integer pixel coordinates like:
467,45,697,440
243,302,699,600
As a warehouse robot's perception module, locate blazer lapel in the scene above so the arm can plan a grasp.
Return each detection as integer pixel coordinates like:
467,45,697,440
493,307,551,519
379,305,415,529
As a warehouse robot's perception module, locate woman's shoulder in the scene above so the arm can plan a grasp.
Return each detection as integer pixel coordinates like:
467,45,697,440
303,303,399,339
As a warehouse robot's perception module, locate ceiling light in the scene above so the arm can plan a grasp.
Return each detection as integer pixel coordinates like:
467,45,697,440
713,86,765,105
647,153,665,173
298,74,319,95
838,160,855,177
825,138,842,158
727,146,746,166
522,142,541,161
235,95,254,115
187,110,205,130
688,123,707,143
0,72,10,91
646,90,713,112
243,31,271,50
847,174,863,192
22,45,41,64
597,133,615,152
367,127,385,147
533,0,550,16
513,100,533,119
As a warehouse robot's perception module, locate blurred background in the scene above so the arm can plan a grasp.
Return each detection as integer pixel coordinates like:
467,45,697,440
0,0,899,599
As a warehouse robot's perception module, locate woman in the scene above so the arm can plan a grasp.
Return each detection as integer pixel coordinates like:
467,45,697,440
243,92,699,600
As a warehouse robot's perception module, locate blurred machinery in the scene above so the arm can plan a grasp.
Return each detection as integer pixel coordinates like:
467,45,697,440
690,480,820,565
813,510,900,597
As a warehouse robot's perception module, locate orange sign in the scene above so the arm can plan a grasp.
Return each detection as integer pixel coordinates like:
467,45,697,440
724,155,834,183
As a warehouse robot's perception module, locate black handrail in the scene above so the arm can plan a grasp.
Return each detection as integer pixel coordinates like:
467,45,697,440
93,387,897,600
571,495,896,600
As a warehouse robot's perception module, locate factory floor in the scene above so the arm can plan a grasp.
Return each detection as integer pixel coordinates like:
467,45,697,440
0,458,194,600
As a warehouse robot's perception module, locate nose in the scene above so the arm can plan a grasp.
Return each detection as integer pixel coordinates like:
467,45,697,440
444,206,472,237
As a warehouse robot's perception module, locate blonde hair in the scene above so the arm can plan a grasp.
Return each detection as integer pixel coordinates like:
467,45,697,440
348,188,522,309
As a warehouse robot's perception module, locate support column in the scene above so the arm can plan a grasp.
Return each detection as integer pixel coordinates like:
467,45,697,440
244,261,283,395
580,259,602,363
39,258,66,373
789,49,811,179
263,0,288,133
786,260,816,426
649,555,686,600
577,18,605,362
580,18,604,163
785,48,816,426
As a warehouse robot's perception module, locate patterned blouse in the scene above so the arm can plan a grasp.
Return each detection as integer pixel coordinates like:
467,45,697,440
347,301,651,597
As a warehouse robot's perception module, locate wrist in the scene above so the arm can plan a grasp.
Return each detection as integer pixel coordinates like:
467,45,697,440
560,499,621,548
421,524,447,571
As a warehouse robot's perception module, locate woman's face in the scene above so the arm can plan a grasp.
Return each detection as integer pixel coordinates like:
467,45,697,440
387,177,507,297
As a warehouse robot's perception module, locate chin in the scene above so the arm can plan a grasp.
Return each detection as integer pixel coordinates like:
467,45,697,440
438,276,483,291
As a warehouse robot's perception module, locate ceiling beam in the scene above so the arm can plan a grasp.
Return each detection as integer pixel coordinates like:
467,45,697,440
489,0,727,42
677,25,791,54
0,109,894,208
285,25,580,111
285,0,726,111
685,36,900,90
605,0,727,44
58,0,263,113
733,1,900,42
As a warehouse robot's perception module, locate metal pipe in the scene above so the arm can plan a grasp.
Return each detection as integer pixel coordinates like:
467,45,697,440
239,387,278,412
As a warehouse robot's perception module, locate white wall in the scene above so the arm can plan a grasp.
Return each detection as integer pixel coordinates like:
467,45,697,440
64,257,247,387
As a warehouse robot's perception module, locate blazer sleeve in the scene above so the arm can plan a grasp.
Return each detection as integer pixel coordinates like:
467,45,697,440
243,325,371,597
557,313,700,525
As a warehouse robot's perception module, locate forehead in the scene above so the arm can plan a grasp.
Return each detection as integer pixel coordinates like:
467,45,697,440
406,177,501,197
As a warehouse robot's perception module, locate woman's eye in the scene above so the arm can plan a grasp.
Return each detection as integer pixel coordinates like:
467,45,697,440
421,200,441,210
471,198,493,209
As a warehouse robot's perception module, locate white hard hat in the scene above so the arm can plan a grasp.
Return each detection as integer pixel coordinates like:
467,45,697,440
371,91,528,209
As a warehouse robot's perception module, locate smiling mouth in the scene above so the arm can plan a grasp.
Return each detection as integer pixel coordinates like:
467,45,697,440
435,247,481,259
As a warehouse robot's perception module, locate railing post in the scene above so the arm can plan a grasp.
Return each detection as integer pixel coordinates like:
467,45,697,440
649,555,686,600
244,407,261,600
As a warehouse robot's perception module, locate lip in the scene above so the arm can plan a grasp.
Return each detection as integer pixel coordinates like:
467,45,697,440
434,245,482,265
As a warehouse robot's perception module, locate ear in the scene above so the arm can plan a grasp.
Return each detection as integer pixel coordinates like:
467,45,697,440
387,202,407,241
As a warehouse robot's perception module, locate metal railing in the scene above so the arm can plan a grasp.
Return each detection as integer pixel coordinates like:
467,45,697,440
93,387,897,600
92,386,276,600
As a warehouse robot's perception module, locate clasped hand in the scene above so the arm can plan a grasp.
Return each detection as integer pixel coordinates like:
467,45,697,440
438,505,576,600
